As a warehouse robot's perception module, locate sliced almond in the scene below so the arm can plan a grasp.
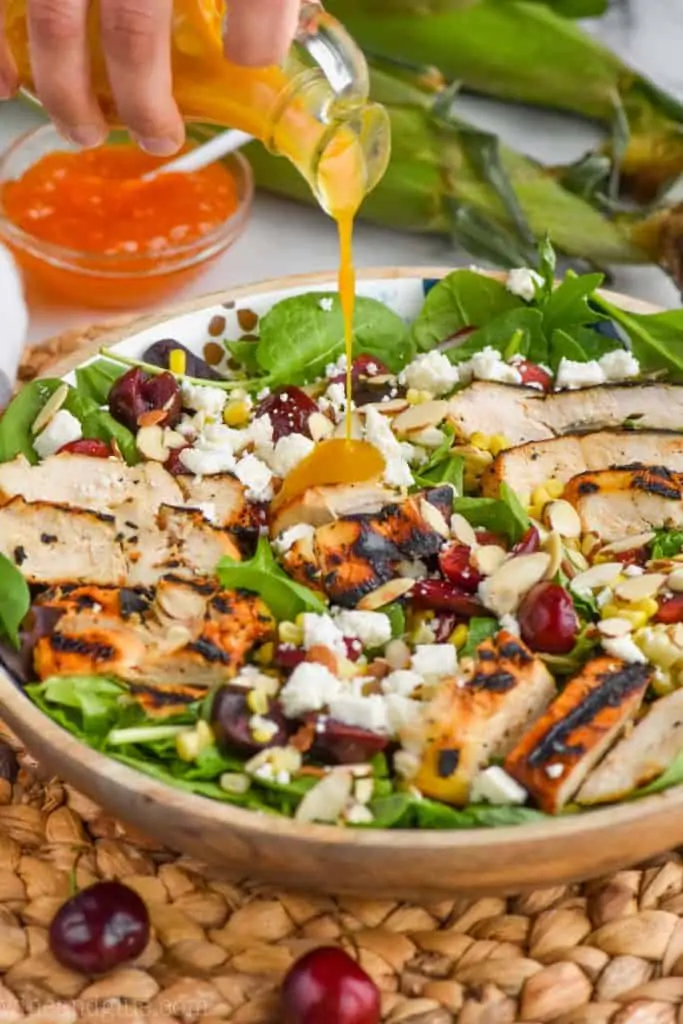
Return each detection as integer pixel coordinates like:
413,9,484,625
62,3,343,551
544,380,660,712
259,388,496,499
295,769,353,823
544,500,582,539
308,411,334,441
544,531,564,580
164,428,187,449
333,411,362,439
614,572,666,603
392,400,448,435
410,426,447,448
479,553,551,616
136,425,170,463
598,531,655,558
358,577,415,611
450,513,478,548
31,382,69,436
668,568,683,593
420,498,450,538
570,562,623,593
598,617,633,638
563,546,589,574
360,398,410,416
473,544,507,575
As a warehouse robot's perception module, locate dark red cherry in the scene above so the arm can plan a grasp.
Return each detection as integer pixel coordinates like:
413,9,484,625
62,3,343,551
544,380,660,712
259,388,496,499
518,581,579,654
516,360,553,392
255,387,318,441
412,579,488,619
511,526,541,556
163,445,191,475
654,595,683,624
49,881,149,974
275,643,307,670
282,946,381,1024
211,685,289,754
330,354,390,384
58,439,112,458
109,367,182,432
438,543,481,592
310,716,388,764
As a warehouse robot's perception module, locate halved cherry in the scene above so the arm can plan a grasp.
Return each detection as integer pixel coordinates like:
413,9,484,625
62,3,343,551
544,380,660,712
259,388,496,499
432,612,459,642
255,386,318,441
164,446,191,475
411,579,489,618
275,644,307,670
330,354,390,384
58,439,112,458
475,530,507,549
512,526,541,556
516,360,553,393
654,595,683,625
518,581,579,654
438,543,481,592
309,715,389,765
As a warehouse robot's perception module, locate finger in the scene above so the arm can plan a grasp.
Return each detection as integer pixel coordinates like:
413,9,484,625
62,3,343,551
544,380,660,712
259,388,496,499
99,0,183,156
0,0,19,100
224,0,300,68
27,0,106,147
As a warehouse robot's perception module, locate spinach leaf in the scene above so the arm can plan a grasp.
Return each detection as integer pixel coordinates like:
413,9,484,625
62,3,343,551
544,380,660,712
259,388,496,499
536,236,556,301
453,484,530,544
27,676,126,739
592,298,683,377
366,793,414,828
217,536,326,620
226,339,261,376
460,617,498,659
382,603,406,639
414,799,547,829
549,326,618,372
256,293,413,382
0,555,30,649
414,445,464,494
0,379,62,464
411,271,523,352
541,272,605,336
444,308,544,366
63,390,139,465
651,530,683,560
75,359,124,405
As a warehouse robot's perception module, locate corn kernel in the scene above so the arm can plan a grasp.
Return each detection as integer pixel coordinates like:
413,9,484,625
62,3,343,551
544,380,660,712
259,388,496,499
530,486,551,512
546,478,565,499
223,400,250,427
247,689,269,715
169,348,187,375
618,610,648,629
631,597,659,620
488,434,510,456
450,624,469,649
254,642,274,666
251,729,271,745
406,388,432,405
220,772,251,794
653,670,675,697
600,602,623,620
196,720,214,749
412,621,436,645
470,432,491,451
278,621,303,645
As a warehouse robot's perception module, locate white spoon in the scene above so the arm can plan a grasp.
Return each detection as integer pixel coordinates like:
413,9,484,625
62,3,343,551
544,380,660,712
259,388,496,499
141,129,253,181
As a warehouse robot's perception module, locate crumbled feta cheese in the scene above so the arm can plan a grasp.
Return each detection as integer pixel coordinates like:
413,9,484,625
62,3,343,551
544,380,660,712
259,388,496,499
345,804,374,825
256,386,271,401
460,346,522,386
181,382,226,419
302,613,346,655
279,662,342,718
622,564,645,577
384,694,422,733
555,358,606,391
601,635,647,664
333,610,392,649
33,409,82,459
234,454,273,500
179,446,236,476
499,613,520,636
322,381,347,421
411,644,457,677
273,523,315,555
270,433,315,477
275,769,291,785
381,669,423,698
364,406,413,488
253,763,275,781
399,351,459,397
325,353,346,378
319,296,335,313
470,766,528,805
246,414,274,455
506,267,543,302
328,694,390,734
598,349,640,382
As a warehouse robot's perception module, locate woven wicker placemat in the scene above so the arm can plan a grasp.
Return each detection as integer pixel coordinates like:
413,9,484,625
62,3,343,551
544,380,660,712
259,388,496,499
4,335,683,1024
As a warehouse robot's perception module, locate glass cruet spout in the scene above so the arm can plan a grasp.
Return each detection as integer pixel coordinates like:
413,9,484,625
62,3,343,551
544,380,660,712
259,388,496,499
4,0,391,217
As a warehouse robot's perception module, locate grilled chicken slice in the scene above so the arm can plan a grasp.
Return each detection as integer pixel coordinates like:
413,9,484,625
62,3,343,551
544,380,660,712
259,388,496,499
505,657,652,813
577,689,683,805
482,431,683,505
281,533,324,592
563,466,683,541
0,498,127,586
448,382,683,446
34,579,275,700
271,482,394,538
0,498,241,587
408,632,556,805
315,486,453,606
179,473,259,541
38,584,152,620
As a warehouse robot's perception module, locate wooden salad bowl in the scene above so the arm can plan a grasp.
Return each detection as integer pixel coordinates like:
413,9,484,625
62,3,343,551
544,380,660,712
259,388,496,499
0,266,674,901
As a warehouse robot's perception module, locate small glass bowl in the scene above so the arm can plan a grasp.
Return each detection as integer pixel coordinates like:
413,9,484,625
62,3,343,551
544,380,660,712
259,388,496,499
0,124,254,310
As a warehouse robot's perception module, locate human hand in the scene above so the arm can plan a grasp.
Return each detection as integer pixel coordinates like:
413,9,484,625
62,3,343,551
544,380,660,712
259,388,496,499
0,0,301,155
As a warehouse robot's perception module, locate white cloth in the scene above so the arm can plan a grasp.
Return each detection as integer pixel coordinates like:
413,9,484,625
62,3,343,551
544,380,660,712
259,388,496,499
0,244,29,403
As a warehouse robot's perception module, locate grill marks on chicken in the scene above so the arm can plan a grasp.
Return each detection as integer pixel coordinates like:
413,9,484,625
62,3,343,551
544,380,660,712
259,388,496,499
34,578,275,707
563,466,683,541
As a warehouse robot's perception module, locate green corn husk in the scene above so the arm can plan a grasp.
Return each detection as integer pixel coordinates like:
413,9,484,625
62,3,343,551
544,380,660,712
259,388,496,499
193,63,683,284
324,0,683,203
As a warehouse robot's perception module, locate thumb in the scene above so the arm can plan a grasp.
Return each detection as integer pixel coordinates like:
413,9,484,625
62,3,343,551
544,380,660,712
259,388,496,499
224,0,301,68
0,0,19,100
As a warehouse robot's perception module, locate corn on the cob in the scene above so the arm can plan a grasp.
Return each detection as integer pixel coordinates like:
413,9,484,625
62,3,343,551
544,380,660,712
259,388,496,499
326,0,683,203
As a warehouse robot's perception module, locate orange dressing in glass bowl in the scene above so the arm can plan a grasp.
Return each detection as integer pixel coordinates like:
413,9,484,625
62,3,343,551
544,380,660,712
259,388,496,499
0,126,253,309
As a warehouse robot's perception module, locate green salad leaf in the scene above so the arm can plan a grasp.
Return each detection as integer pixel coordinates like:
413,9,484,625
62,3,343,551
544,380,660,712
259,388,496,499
651,530,683,560
413,427,465,493
217,536,326,620
453,483,530,545
460,617,498,659
64,390,139,465
411,271,523,352
592,298,683,377
632,751,683,799
0,555,30,649
366,793,547,829
27,676,128,739
75,359,125,405
0,379,62,464
226,339,261,376
255,292,413,383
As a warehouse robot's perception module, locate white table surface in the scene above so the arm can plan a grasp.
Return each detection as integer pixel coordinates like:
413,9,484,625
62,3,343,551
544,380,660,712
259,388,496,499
1,0,682,347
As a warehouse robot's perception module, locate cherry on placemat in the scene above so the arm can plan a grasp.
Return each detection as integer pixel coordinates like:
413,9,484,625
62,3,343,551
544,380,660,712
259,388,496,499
49,880,150,974
282,946,380,1024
